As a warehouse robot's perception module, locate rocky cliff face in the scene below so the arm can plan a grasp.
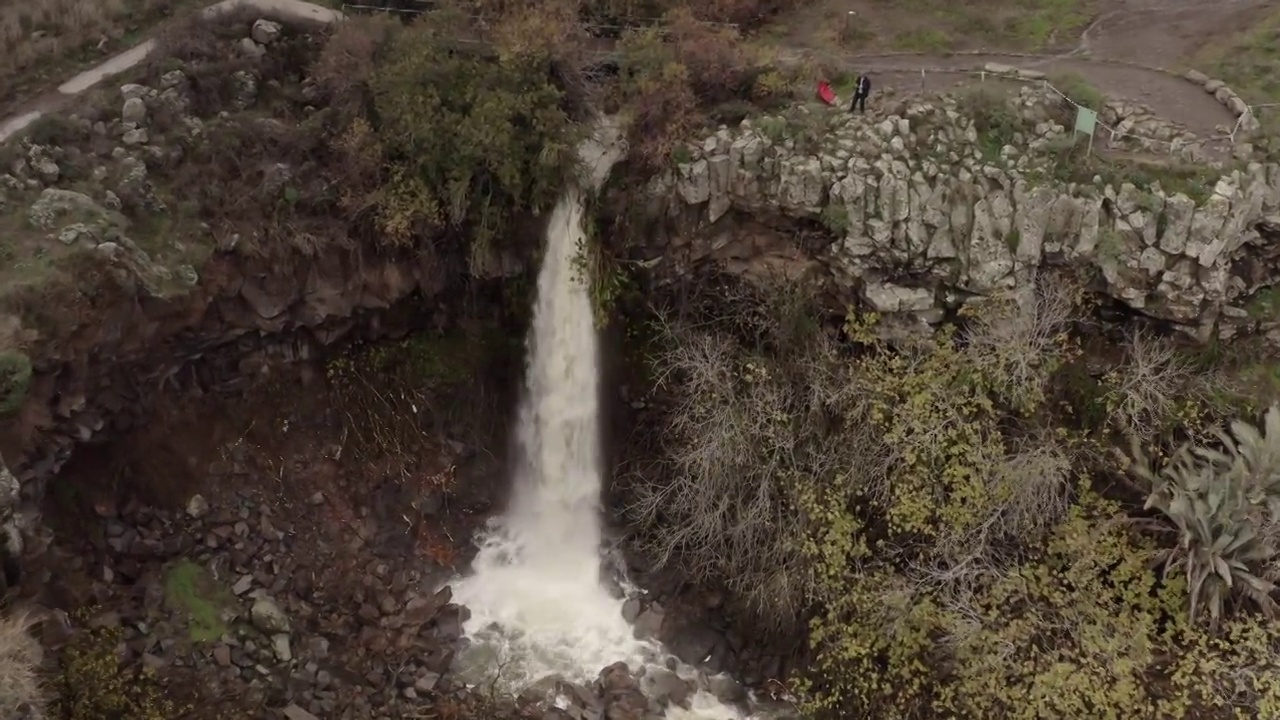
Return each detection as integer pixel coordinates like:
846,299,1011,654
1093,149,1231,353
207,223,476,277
0,20,500,580
658,86,1280,342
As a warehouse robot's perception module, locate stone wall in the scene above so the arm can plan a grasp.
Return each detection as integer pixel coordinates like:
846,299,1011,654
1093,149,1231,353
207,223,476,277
1184,69,1260,134
658,86,1280,342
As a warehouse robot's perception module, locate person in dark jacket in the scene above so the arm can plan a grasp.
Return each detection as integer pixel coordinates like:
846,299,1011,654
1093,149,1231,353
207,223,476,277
849,73,872,114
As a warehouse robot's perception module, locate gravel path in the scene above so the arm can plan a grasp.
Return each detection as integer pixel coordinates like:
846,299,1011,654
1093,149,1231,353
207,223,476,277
815,52,1238,138
780,0,1274,141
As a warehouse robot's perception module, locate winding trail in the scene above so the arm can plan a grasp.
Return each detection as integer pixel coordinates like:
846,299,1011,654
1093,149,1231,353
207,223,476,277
788,51,1238,137
0,0,1270,144
778,0,1273,139
0,0,342,143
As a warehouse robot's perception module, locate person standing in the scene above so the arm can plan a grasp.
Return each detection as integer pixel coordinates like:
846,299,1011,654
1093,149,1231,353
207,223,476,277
849,73,872,114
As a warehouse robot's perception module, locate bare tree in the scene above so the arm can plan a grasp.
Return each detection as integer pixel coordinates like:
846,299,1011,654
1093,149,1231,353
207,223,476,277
627,285,888,633
990,438,1075,543
962,275,1077,414
1102,326,1211,439
905,429,1075,650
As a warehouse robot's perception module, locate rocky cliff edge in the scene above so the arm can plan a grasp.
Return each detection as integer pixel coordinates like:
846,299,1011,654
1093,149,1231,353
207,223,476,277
658,86,1280,343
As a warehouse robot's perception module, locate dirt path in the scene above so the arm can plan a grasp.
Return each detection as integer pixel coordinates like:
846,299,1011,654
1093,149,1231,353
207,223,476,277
809,52,1238,138
0,0,1263,146
773,0,1267,140
1080,0,1273,66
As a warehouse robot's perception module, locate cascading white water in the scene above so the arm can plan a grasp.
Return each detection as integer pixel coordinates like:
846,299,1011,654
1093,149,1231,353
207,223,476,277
448,120,752,720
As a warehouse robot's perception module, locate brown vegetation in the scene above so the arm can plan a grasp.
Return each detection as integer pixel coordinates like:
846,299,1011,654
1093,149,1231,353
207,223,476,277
461,0,800,26
611,6,797,170
628,282,857,631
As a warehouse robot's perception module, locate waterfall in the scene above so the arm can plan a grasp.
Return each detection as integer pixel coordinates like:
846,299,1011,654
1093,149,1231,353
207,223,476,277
447,120,752,720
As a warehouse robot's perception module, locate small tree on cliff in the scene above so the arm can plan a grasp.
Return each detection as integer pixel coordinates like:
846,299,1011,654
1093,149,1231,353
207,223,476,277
362,8,584,248
0,351,31,416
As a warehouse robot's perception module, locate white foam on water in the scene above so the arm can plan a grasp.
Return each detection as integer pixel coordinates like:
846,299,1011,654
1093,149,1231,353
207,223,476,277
447,119,750,720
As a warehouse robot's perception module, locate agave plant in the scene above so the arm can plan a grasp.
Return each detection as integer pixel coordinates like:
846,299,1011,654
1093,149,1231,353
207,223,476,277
1129,406,1280,629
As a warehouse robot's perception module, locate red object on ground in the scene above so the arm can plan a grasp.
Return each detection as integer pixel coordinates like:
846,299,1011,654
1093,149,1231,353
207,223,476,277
817,80,836,105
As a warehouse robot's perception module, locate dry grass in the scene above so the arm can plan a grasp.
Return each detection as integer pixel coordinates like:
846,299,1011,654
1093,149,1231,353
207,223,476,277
763,0,1098,55
0,0,186,103
1192,6,1280,104
0,611,45,717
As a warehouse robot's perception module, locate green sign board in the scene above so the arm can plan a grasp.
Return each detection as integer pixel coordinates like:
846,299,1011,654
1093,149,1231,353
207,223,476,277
1074,107,1098,136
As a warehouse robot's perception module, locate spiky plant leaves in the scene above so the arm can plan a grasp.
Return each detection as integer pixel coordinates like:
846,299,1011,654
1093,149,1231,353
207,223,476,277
1222,525,1256,556
1130,405,1280,629
1207,585,1223,627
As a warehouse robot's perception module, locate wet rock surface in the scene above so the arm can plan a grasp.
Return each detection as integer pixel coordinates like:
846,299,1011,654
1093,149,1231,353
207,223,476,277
27,462,481,717
0,13,797,720
0,16,470,599
9,343,797,719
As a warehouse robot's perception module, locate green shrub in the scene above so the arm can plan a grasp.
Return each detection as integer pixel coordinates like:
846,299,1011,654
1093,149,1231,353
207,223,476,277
571,231,634,328
20,114,88,147
944,493,1183,719
797,490,1184,719
1050,72,1106,111
845,287,1076,550
853,317,1012,542
611,7,775,170
818,205,849,235
57,622,187,719
630,282,1077,639
1161,615,1280,718
797,566,945,719
163,560,232,643
632,273,1280,718
956,86,1023,161
0,350,32,415
614,26,701,170
366,11,582,247
794,290,1091,717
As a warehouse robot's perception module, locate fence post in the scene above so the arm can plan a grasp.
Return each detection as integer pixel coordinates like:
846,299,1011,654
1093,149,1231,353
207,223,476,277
920,68,925,93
